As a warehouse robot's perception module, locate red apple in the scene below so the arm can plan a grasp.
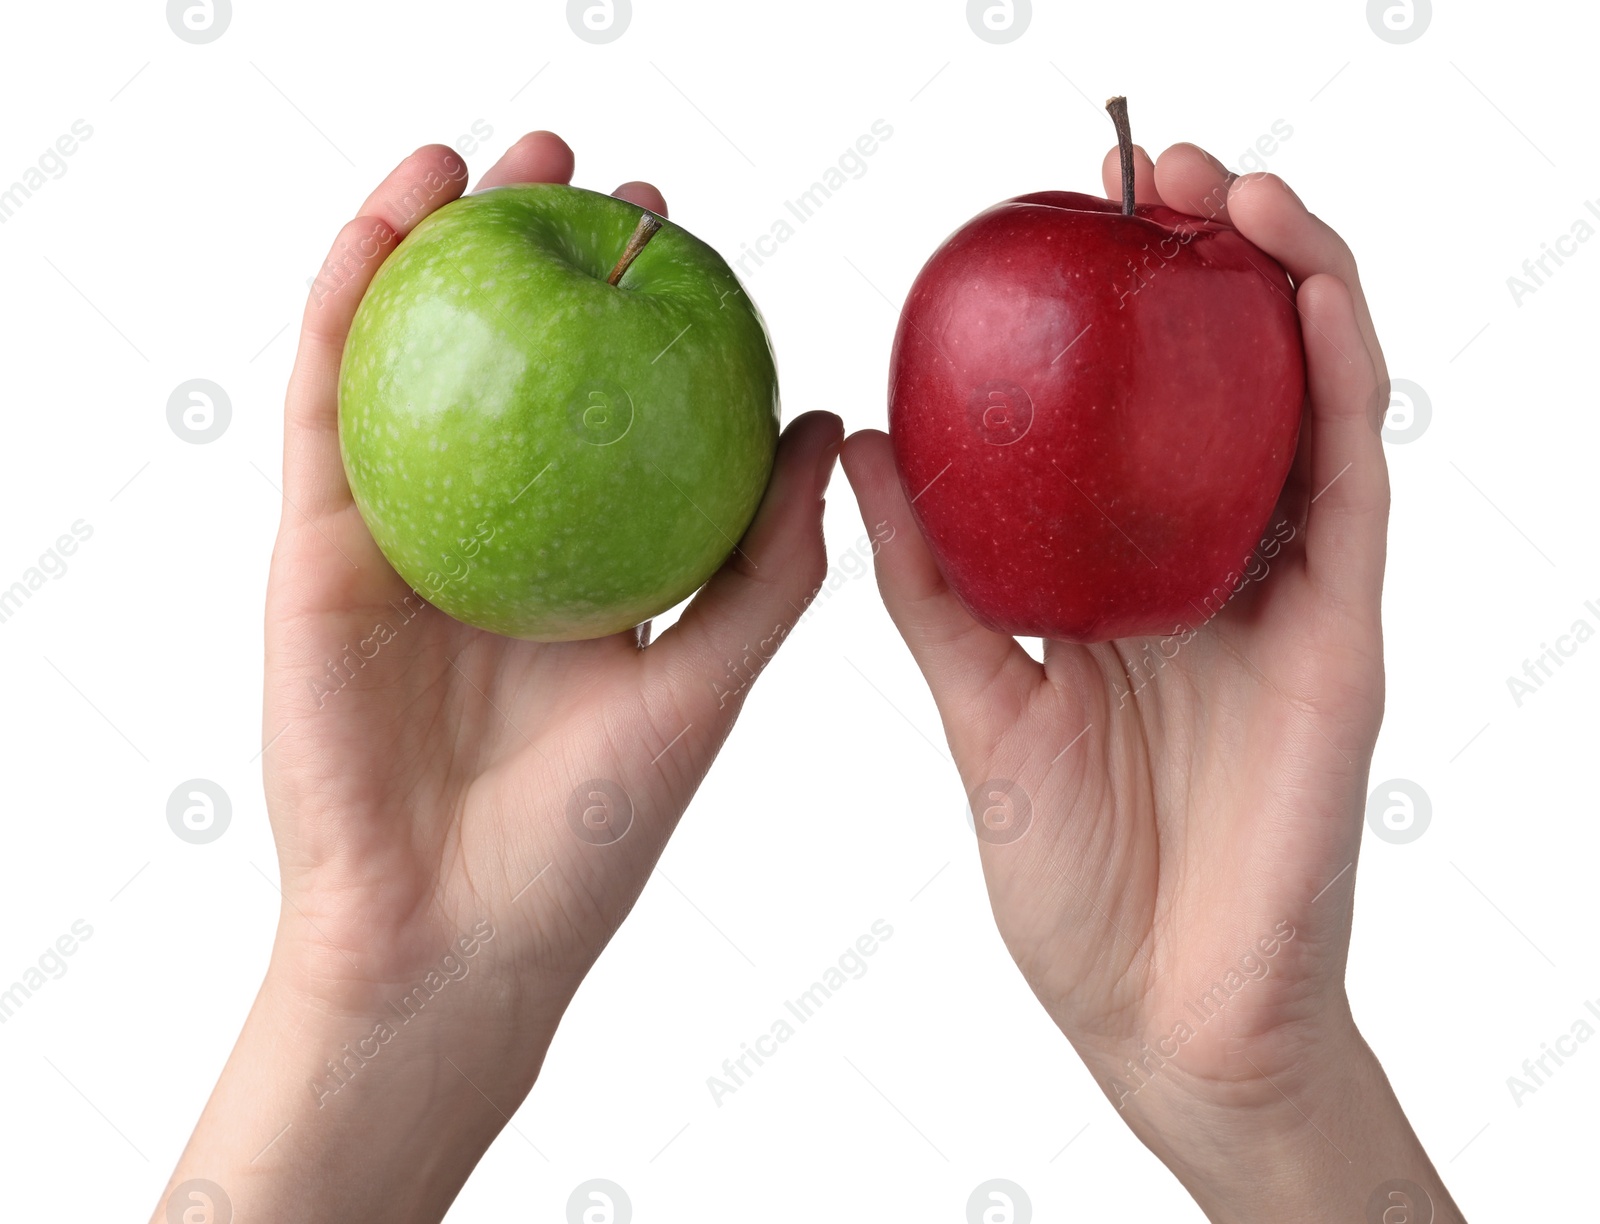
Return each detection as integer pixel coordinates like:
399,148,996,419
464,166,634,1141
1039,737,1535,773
888,102,1305,643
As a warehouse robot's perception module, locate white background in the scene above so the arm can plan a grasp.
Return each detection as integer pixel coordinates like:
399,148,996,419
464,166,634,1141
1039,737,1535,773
0,1,1593,1219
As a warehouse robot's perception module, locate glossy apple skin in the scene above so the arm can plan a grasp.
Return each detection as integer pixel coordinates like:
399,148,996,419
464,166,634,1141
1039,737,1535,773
889,191,1305,642
339,183,778,641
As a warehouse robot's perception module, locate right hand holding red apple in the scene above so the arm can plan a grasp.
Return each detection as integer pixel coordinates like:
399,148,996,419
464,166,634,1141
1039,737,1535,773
844,141,1463,1221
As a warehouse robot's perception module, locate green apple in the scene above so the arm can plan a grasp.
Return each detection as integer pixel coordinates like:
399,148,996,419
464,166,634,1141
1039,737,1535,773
338,183,779,640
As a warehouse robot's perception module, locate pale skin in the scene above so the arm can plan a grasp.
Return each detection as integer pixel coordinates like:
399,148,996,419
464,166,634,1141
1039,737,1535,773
842,141,1464,1222
154,131,843,1222
155,131,1463,1223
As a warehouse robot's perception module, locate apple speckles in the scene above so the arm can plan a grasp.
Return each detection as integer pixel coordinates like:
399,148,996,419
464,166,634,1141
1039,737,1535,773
338,183,777,639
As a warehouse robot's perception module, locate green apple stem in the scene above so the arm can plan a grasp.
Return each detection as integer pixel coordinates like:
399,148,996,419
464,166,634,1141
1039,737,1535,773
1106,96,1135,216
606,212,664,286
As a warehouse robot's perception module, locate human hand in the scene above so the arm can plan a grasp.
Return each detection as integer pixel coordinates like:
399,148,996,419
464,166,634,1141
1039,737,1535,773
155,131,841,1224
843,141,1462,1221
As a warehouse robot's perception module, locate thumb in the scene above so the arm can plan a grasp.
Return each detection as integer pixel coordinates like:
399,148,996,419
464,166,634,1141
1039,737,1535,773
646,410,843,719
840,428,1035,724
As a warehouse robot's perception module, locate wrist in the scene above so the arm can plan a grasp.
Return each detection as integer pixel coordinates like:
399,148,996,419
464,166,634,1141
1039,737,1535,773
261,956,551,1116
263,903,568,1072
1079,1022,1464,1224
155,950,554,1223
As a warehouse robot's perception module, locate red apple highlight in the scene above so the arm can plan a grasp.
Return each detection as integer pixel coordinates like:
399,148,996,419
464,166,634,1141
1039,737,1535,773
889,100,1305,643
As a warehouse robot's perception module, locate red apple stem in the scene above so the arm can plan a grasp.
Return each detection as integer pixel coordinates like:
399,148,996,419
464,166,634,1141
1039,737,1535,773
606,212,663,286
1105,96,1135,216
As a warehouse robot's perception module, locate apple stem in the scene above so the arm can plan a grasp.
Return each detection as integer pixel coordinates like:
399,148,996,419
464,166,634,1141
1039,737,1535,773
606,212,663,286
1105,96,1135,216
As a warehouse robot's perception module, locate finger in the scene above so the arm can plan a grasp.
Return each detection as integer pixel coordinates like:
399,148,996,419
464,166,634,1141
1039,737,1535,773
1152,141,1236,224
1225,171,1388,388
1099,143,1160,205
612,181,668,218
1266,397,1315,563
840,429,1036,722
285,144,469,521
647,412,844,709
1297,273,1388,608
473,130,576,192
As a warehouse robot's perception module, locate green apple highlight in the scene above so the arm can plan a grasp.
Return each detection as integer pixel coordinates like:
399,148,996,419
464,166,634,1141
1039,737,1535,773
338,183,779,640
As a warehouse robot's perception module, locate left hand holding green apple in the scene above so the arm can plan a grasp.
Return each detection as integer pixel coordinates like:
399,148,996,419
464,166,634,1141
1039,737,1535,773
155,131,841,1224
